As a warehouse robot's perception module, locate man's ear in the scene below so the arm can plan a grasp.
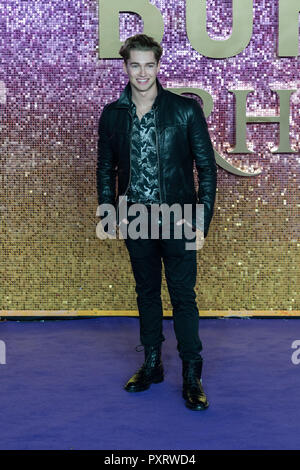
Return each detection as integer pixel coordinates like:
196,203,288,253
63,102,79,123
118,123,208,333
123,61,128,74
156,60,161,73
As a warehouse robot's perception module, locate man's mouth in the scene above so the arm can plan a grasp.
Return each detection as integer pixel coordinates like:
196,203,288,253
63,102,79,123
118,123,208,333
137,78,150,84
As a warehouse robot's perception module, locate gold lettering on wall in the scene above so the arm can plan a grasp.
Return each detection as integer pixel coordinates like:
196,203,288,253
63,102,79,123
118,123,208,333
99,0,300,59
278,0,300,57
229,89,297,154
98,0,164,58
186,0,253,58
169,88,261,176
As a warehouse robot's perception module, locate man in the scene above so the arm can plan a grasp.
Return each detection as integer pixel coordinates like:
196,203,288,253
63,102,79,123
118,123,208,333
97,34,217,410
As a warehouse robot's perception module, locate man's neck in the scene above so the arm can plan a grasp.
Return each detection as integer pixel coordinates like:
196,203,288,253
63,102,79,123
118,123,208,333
131,81,158,109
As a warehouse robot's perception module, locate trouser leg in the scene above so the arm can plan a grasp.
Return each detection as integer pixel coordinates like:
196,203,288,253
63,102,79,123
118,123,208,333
124,233,165,348
160,222,202,361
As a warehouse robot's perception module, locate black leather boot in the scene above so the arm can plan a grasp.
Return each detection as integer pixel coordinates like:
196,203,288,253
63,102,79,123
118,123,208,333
124,344,164,392
182,358,209,410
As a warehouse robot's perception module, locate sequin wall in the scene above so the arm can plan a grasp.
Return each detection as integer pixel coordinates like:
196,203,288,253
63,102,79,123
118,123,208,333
0,0,299,314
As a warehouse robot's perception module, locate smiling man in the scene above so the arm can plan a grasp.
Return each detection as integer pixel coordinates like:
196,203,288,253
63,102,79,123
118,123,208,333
97,34,217,410
124,49,159,96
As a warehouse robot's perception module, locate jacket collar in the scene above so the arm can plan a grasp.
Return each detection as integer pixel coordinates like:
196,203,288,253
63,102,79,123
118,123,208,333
115,77,164,109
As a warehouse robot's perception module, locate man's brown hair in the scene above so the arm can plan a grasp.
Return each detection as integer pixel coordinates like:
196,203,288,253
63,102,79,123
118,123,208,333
119,34,163,64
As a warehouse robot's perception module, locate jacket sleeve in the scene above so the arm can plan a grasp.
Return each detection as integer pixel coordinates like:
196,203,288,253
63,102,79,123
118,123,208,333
188,99,217,238
97,105,117,217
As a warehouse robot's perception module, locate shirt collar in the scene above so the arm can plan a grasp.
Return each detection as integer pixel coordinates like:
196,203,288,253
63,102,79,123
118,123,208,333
130,100,155,118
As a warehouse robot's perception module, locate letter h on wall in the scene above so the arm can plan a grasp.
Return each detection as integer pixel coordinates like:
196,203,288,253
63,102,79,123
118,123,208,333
228,89,297,154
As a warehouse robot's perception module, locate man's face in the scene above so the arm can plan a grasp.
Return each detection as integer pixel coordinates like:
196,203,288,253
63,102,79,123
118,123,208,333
123,49,160,94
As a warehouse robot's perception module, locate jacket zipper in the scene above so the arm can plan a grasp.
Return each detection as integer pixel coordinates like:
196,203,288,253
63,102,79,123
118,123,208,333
116,109,133,228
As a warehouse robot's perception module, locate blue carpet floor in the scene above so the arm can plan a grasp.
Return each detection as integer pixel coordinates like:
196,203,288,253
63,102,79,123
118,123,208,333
0,317,299,450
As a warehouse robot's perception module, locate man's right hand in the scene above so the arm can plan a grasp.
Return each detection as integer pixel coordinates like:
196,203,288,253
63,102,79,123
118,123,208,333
97,217,129,240
97,219,116,239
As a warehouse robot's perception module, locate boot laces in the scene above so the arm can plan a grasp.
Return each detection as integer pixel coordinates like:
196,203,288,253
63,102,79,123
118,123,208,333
135,344,160,368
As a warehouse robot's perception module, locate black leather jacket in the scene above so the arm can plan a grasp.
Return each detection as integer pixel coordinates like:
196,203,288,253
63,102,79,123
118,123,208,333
97,78,217,238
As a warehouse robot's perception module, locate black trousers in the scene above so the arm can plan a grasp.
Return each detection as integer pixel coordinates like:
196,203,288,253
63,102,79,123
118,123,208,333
122,204,203,362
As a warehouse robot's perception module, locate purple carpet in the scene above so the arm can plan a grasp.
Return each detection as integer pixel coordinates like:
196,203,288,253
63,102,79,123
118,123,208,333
0,317,299,450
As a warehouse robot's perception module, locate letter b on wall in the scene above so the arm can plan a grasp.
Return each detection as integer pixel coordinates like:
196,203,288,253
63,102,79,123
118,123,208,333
99,0,164,58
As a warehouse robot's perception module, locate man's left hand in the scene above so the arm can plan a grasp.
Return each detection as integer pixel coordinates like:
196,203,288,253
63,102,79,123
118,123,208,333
176,218,205,250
